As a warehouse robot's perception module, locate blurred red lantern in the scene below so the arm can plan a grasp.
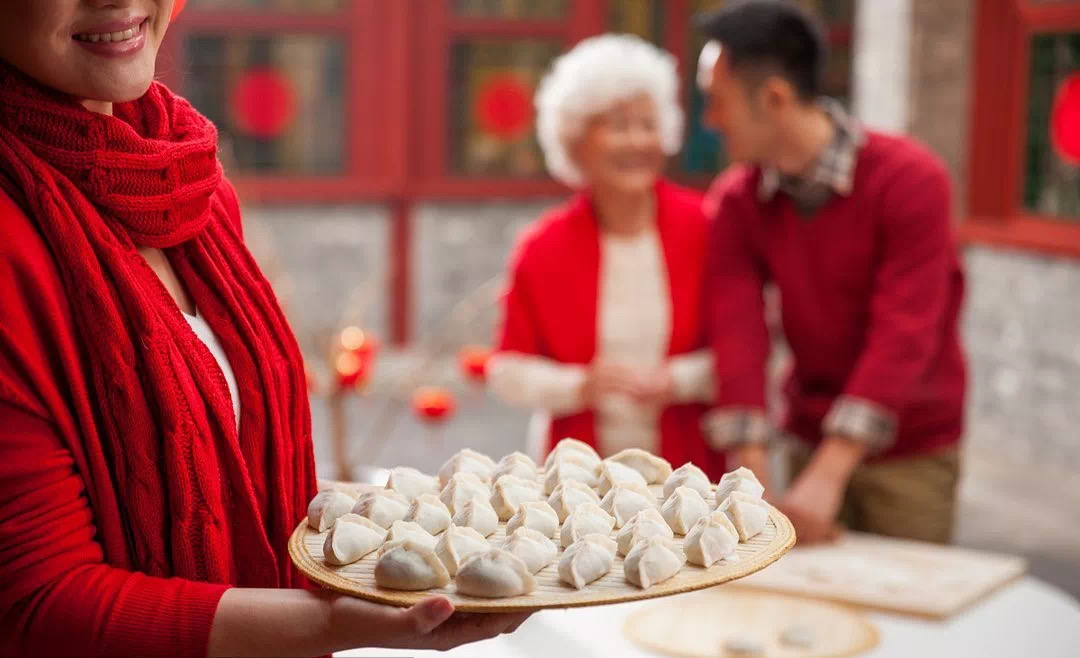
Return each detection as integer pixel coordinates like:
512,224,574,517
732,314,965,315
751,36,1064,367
1051,73,1080,165
170,0,187,22
475,74,533,141
335,352,369,391
340,326,378,359
458,345,492,384
412,386,455,424
229,68,297,139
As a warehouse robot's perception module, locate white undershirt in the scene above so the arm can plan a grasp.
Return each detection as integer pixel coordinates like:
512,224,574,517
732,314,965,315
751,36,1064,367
488,226,715,460
183,309,241,431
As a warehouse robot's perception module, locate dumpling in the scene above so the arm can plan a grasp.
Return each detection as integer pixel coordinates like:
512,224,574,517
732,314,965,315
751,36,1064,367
322,514,387,566
351,490,410,529
434,524,490,576
455,548,537,598
543,456,596,495
615,507,673,557
307,490,357,532
385,466,440,502
717,491,770,541
594,460,648,497
403,493,452,535
559,502,616,548
492,451,538,482
663,462,712,501
437,448,496,487
383,520,437,551
547,479,602,522
599,482,657,528
661,486,711,535
543,437,601,470
439,472,492,515
607,448,673,485
713,467,765,507
505,501,560,539
502,527,558,574
558,534,617,589
451,496,499,537
683,511,740,567
623,536,686,589
374,539,451,590
490,475,544,521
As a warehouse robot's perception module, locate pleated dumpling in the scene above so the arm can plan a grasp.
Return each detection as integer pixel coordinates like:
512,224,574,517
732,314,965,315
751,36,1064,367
559,502,616,548
663,462,712,501
661,486,711,535
384,520,437,551
505,501,560,539
502,527,558,574
374,539,451,590
455,548,537,598
615,507,673,557
558,534,617,589
607,448,673,485
713,467,765,507
437,448,496,487
451,496,499,537
717,491,770,541
623,536,686,589
351,490,410,529
547,479,602,522
385,466,440,502
307,490,357,532
434,524,490,576
594,460,648,497
543,456,596,495
439,472,492,515
322,514,387,566
490,475,544,521
543,437,601,470
683,511,740,567
403,493,452,535
599,482,657,528
492,452,538,482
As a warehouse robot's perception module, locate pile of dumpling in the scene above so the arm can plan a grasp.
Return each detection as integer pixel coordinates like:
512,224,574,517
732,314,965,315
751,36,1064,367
305,438,771,598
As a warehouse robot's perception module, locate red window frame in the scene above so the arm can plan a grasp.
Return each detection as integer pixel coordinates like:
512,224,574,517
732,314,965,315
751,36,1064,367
963,0,1080,259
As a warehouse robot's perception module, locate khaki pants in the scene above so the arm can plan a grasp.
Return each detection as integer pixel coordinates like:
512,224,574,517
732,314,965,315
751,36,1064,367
788,446,961,544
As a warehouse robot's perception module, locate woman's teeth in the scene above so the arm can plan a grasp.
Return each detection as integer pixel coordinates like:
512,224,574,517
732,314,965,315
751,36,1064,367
74,24,140,43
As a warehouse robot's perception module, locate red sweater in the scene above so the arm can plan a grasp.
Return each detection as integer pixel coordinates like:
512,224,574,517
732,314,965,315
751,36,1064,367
705,132,967,459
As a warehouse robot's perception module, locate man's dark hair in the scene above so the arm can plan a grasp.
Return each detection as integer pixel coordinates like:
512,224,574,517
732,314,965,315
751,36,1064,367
696,0,827,102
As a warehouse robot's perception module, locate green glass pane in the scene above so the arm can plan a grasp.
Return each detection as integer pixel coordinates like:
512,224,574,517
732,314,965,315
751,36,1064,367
1023,33,1080,221
609,0,665,46
452,0,568,20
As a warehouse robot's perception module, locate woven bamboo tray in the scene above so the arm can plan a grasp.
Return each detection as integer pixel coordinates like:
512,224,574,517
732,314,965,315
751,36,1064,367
289,484,796,613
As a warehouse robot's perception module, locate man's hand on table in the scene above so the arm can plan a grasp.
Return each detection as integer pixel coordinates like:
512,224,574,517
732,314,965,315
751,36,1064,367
778,436,866,544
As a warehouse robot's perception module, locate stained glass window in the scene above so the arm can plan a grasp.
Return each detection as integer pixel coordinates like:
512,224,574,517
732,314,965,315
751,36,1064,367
452,0,568,20
449,39,562,177
1023,32,1080,221
184,34,346,175
609,0,665,45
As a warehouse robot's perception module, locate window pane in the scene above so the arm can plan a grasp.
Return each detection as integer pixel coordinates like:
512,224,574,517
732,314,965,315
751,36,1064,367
452,0,567,20
449,39,561,178
609,0,665,46
184,34,346,175
1023,32,1080,221
187,0,344,9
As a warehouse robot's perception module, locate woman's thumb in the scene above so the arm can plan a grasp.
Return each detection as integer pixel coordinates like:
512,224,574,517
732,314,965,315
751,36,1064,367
403,596,455,635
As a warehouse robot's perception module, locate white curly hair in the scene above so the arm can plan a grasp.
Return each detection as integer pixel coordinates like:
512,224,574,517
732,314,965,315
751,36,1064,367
534,33,685,188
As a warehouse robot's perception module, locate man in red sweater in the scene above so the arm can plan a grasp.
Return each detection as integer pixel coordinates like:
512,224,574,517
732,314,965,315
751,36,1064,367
696,1,967,544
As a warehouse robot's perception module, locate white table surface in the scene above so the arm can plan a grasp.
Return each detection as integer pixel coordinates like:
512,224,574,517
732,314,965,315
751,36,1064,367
337,576,1080,658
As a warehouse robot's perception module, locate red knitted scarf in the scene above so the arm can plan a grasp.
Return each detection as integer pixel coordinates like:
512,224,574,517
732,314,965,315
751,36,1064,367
0,65,315,588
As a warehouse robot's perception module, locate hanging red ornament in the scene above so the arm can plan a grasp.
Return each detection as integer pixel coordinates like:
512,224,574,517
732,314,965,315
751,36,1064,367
474,73,533,141
412,386,455,424
229,68,297,139
340,326,378,359
335,352,368,391
1051,73,1080,165
170,0,187,22
458,345,492,384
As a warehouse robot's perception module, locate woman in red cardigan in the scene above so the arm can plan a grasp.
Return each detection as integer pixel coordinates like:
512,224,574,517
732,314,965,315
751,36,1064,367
0,2,526,656
488,35,726,480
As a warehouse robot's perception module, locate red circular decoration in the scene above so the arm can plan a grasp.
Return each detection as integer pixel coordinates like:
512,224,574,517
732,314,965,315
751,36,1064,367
1051,73,1080,165
229,68,297,139
474,74,533,140
170,0,187,22
335,352,369,391
412,386,455,424
458,345,492,384
340,326,378,359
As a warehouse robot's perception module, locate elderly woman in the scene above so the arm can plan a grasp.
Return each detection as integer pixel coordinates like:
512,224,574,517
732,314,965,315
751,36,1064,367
0,2,527,656
488,35,726,479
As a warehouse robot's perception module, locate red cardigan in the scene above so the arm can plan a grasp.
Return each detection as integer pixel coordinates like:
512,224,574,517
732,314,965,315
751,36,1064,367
496,179,726,479
0,190,228,657
705,132,967,459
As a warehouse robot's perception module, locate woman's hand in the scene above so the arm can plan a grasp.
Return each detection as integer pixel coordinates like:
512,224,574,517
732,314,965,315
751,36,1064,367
579,362,642,406
630,365,676,406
